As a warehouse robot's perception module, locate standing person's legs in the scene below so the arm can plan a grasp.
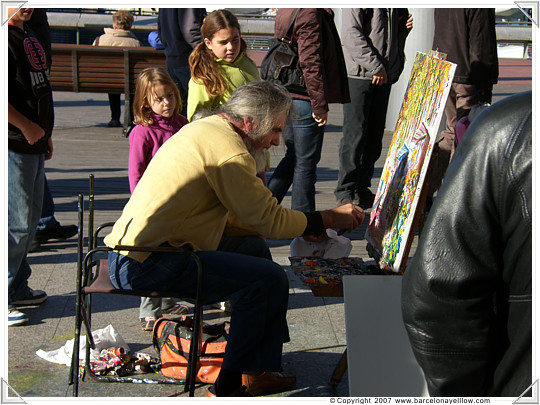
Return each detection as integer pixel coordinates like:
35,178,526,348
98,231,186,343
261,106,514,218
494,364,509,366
335,78,371,203
32,174,77,249
37,174,55,231
290,99,325,212
427,83,478,197
127,93,135,125
139,297,164,330
138,296,187,331
268,129,295,204
167,66,190,117
107,93,122,126
8,152,46,323
355,83,392,206
454,83,480,128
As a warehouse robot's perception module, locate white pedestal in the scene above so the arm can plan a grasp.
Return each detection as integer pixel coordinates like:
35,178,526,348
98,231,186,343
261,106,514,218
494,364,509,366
343,275,428,397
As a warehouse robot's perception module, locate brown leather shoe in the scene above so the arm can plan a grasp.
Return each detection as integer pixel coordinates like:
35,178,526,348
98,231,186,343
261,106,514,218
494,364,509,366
206,385,251,397
242,371,296,396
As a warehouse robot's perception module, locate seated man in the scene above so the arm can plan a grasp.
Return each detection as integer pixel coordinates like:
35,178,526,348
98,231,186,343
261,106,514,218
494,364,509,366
104,81,365,397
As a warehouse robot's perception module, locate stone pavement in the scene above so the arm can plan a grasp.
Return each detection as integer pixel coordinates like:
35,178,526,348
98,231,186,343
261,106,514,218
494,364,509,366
6,91,357,400
5,66,531,401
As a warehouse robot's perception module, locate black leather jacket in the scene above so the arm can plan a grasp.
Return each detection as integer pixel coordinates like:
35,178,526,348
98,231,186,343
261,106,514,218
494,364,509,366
402,91,532,397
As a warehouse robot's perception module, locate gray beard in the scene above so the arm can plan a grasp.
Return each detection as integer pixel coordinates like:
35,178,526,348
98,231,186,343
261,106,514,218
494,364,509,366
243,131,268,174
249,148,268,174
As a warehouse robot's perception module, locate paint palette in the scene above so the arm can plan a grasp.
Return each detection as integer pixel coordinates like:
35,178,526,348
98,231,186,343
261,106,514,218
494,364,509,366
289,256,392,296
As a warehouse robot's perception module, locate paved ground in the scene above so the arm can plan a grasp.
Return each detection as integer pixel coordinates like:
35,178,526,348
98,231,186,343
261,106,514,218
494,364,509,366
4,58,531,402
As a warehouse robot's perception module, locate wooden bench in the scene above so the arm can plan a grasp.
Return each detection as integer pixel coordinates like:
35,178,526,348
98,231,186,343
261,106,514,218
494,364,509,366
50,44,166,130
50,44,268,131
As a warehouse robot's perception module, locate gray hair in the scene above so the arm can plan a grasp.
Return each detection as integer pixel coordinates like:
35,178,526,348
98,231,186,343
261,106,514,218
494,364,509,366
219,81,293,140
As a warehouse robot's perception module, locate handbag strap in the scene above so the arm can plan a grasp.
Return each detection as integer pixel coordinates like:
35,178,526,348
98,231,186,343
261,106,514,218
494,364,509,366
282,8,301,43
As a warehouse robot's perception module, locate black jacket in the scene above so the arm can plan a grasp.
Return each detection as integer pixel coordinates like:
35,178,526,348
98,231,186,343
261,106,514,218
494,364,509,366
158,8,206,68
433,9,499,93
8,24,54,154
402,91,532,397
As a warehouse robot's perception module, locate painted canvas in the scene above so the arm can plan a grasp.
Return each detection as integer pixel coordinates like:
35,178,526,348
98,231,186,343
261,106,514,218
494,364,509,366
366,51,456,273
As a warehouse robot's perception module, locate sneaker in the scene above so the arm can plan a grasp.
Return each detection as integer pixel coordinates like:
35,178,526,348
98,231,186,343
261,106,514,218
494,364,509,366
12,288,47,306
162,303,190,316
8,308,28,326
140,316,156,331
35,222,78,243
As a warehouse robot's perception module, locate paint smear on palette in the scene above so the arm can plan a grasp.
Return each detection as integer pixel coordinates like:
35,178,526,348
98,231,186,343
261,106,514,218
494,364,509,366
366,52,455,272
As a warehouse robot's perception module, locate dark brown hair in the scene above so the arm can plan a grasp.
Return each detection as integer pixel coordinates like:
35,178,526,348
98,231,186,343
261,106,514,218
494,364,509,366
188,9,247,97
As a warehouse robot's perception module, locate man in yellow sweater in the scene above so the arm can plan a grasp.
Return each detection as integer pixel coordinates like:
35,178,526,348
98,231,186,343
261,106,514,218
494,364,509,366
105,81,364,397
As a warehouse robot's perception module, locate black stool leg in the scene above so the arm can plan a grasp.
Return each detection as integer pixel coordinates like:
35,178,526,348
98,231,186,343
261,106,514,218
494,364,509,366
69,194,85,395
185,252,204,396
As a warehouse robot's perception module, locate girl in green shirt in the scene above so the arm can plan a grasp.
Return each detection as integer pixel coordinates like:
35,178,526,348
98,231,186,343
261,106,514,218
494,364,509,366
187,9,260,122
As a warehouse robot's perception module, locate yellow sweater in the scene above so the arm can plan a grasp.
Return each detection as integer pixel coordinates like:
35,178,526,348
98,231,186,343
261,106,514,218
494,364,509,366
104,115,307,262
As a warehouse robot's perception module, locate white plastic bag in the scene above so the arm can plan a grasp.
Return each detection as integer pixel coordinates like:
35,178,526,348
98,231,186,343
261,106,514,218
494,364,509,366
290,228,352,259
36,324,130,366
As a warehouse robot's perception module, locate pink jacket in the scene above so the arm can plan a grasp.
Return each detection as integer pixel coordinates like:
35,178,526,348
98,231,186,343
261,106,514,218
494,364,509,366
128,113,188,192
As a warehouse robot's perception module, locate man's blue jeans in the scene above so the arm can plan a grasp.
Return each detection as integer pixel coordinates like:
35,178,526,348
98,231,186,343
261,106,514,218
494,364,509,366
36,174,58,231
8,151,45,307
167,65,191,117
108,235,288,372
335,78,391,200
138,235,272,318
268,99,325,212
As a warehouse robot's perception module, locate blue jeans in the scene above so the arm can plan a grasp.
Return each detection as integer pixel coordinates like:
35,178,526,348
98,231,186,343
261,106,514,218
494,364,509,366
8,151,45,307
268,99,325,212
335,78,391,200
167,65,191,117
37,174,58,231
108,235,288,372
138,236,271,318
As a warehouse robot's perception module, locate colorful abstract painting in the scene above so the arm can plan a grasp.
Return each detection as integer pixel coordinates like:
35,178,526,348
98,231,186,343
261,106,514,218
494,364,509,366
366,51,456,273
